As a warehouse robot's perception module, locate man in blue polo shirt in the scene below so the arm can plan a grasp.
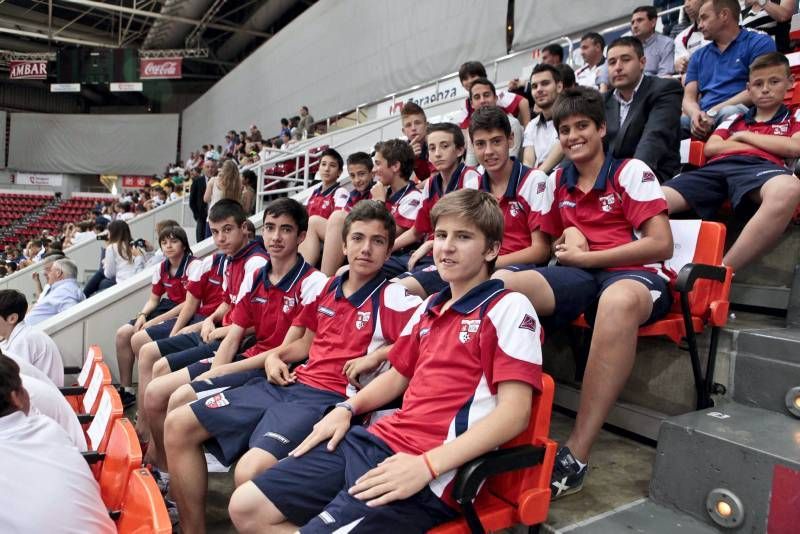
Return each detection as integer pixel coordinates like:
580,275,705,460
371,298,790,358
681,0,775,139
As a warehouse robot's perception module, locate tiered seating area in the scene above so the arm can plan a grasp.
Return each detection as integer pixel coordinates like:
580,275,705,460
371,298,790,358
0,193,55,247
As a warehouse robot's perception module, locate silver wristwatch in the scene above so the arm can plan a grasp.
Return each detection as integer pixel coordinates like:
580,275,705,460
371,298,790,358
335,401,355,415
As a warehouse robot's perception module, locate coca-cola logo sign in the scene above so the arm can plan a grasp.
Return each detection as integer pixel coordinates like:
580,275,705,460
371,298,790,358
9,61,47,80
139,58,182,79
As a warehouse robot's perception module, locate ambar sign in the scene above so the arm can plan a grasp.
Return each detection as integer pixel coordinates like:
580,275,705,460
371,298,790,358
9,61,47,80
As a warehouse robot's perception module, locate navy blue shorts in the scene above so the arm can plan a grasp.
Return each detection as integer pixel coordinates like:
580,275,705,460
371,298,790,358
255,425,457,533
191,379,344,466
184,353,246,380
396,261,447,296
156,331,202,356
665,156,791,219
144,314,204,342
164,339,221,373
127,298,177,326
191,368,268,395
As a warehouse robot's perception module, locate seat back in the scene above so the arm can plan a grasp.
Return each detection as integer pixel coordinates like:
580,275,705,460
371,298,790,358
82,362,112,415
116,469,172,534
100,418,143,510
76,345,104,388
86,386,123,453
676,221,731,323
486,373,557,525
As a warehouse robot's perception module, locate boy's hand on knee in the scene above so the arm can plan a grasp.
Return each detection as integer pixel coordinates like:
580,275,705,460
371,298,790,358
349,453,432,507
290,406,351,457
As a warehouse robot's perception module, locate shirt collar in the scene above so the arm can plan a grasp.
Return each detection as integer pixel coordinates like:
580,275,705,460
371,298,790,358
0,411,26,433
743,104,790,125
388,182,414,204
560,154,617,191
613,74,644,105
714,27,745,51
481,158,524,198
227,239,264,263
315,182,339,197
163,252,193,279
333,270,388,307
431,163,466,197
425,279,505,315
5,321,28,345
259,254,310,292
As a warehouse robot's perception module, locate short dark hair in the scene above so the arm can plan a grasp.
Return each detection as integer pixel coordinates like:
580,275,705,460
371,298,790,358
469,106,511,139
342,200,397,250
158,225,192,255
633,5,658,19
427,122,466,149
263,198,309,233
281,118,289,126
347,151,373,171
542,43,564,61
531,63,562,83
0,290,27,323
468,77,497,98
581,32,605,49
400,102,426,120
208,199,247,225
320,147,344,171
0,353,22,417
552,86,606,130
709,0,740,19
555,64,577,89
750,52,791,77
374,139,415,179
242,169,258,189
458,61,487,82
608,36,645,58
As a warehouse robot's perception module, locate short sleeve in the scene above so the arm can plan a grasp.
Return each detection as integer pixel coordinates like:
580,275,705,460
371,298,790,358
534,170,563,238
293,278,331,331
151,264,165,297
393,190,423,229
712,113,743,140
522,121,536,148
386,299,427,378
333,187,350,209
230,290,255,329
518,169,550,234
378,283,424,343
616,160,668,230
234,256,268,305
685,50,700,84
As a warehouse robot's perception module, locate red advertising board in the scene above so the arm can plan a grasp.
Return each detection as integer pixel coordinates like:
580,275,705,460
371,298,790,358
139,58,182,79
121,176,152,188
9,61,47,80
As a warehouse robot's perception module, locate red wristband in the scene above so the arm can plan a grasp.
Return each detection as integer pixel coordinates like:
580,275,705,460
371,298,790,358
423,453,439,479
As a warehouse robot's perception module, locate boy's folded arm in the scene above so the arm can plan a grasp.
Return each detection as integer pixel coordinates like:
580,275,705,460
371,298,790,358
576,214,673,269
426,380,533,477
209,324,244,368
349,367,410,415
704,135,755,157
729,131,800,159
495,231,551,268
393,227,422,252
275,327,315,363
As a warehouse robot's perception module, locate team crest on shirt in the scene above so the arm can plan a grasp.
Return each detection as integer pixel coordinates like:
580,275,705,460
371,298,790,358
282,296,297,313
641,171,656,183
519,314,538,332
355,311,371,330
322,199,330,209
205,392,229,409
599,193,616,212
509,201,522,217
459,319,481,343
772,124,789,135
536,181,546,194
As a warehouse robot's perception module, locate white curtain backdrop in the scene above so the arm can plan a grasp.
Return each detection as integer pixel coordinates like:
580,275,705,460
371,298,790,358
181,0,508,159
9,113,179,174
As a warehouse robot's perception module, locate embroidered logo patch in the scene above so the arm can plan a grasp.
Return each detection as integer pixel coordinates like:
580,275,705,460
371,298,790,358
641,171,656,183
264,432,290,444
599,193,616,212
509,201,523,217
419,327,431,337
252,297,268,304
559,200,576,208
355,311,371,330
459,319,481,343
519,314,538,332
536,181,546,194
319,306,335,317
204,393,229,409
282,296,297,313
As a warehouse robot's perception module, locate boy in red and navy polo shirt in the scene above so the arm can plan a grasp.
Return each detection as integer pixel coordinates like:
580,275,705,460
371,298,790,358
340,152,374,212
241,188,542,533
664,52,800,272
453,60,530,131
400,102,436,183
497,87,674,499
163,201,422,532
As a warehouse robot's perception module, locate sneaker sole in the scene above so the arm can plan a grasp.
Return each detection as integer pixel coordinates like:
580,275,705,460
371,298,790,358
551,481,585,501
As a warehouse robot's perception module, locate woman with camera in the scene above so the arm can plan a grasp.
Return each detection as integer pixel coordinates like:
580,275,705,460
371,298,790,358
84,220,144,297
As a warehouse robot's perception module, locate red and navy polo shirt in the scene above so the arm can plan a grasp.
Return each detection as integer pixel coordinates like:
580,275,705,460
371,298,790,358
341,188,372,213
463,159,548,256
369,279,543,508
454,91,524,129
385,181,423,230
412,143,437,183
231,255,328,357
292,271,422,397
711,104,800,166
221,240,269,325
151,252,192,304
306,182,350,219
414,163,481,237
185,253,226,317
540,157,673,279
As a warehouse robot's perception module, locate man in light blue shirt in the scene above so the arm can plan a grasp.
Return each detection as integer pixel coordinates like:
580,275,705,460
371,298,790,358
25,258,85,326
631,5,676,76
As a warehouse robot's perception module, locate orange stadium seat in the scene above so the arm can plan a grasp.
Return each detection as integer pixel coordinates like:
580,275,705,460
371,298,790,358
82,385,124,478
61,345,105,411
116,468,172,534
429,374,556,534
573,221,732,409
100,418,143,512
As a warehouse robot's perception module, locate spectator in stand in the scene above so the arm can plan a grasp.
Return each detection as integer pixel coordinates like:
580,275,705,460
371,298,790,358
289,116,301,138
298,106,315,137
468,78,524,161
279,118,291,138
190,155,217,243
674,0,710,75
204,159,243,238
556,64,577,89
71,221,96,245
508,43,564,112
542,42,565,65
164,180,179,202
25,259,84,327
0,290,65,386
630,5,676,76
298,149,347,266
241,170,258,215
575,32,609,91
664,52,800,272
681,0,776,139
116,201,135,221
400,102,436,182
742,0,798,53
99,220,144,292
249,124,263,142
0,356,115,533
19,240,44,268
605,36,683,182
523,64,565,172
279,131,292,149
457,61,531,129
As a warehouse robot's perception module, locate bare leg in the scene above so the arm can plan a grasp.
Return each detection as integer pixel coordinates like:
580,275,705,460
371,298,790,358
135,341,163,436
298,215,327,266
662,185,691,215
564,280,652,462
115,324,136,387
164,405,213,534
229,481,299,534
723,175,800,271
131,329,153,361
491,269,557,316
233,448,278,487
167,383,198,413
144,362,191,470
320,210,347,276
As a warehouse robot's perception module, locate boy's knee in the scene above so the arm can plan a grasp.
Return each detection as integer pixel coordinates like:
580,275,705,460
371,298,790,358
168,384,197,412
140,342,162,364
234,449,277,487
152,358,170,378
163,407,196,448
116,324,133,340
597,286,645,318
229,483,282,531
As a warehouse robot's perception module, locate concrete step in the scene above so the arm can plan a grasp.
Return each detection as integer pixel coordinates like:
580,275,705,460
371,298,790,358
650,401,800,532
732,328,800,416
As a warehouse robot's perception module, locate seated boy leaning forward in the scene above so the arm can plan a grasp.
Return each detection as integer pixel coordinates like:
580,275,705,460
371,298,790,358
493,86,674,499
298,148,348,266
227,188,543,534
163,201,422,533
664,52,800,272
310,152,375,272
399,106,551,298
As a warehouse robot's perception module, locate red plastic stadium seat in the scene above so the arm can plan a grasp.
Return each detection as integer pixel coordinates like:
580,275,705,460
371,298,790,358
688,139,707,167
429,374,556,534
573,221,732,409
99,418,142,511
116,469,171,534
61,345,105,412
82,386,124,479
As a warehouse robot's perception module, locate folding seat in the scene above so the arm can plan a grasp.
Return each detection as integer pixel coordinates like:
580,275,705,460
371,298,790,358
82,386,124,478
61,346,104,412
115,468,171,534
99,418,142,512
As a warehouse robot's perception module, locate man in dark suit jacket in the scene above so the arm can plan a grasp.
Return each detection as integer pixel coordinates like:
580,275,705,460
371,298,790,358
189,157,216,243
604,36,683,182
